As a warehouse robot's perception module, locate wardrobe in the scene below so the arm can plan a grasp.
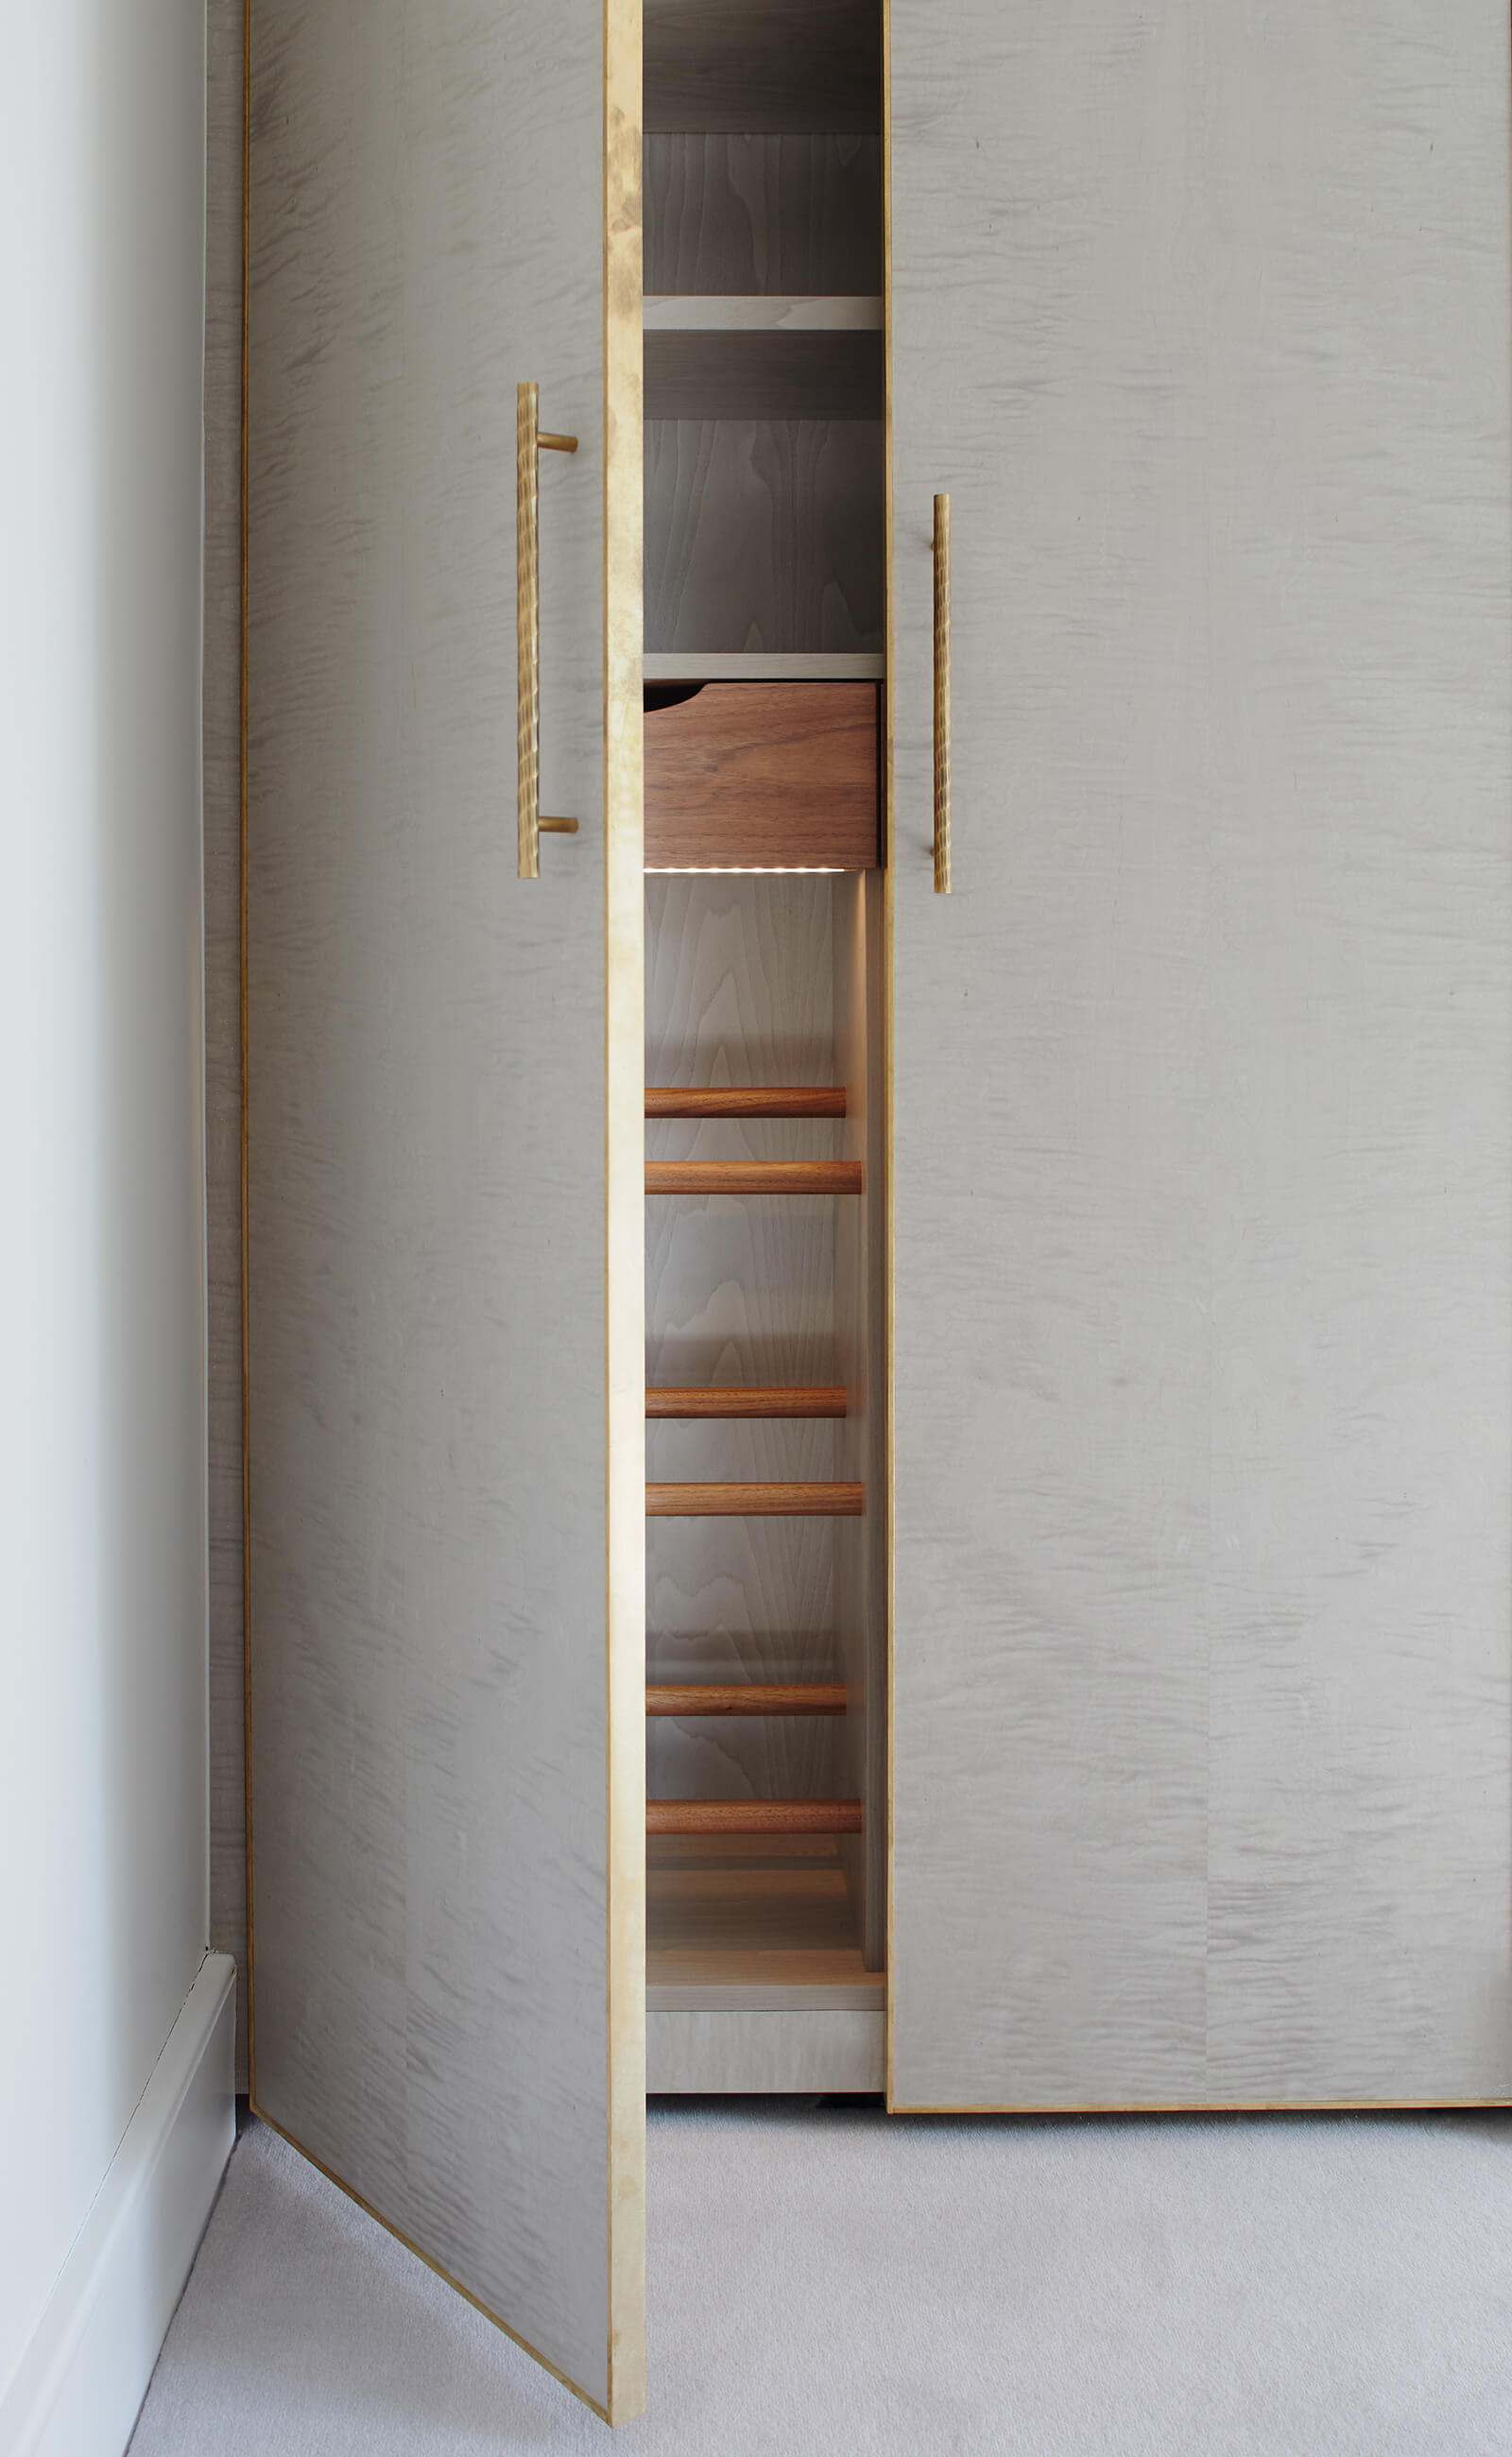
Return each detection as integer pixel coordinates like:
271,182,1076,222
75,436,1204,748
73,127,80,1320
246,0,1512,2422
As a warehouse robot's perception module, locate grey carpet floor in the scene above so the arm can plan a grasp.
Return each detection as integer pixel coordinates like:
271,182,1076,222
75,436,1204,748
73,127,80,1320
129,2104,1512,2454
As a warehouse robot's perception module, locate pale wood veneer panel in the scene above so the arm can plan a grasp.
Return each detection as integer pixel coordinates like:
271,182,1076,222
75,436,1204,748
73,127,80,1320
833,869,887,1968
646,2010,885,2090
644,652,885,680
644,297,883,331
247,0,636,2405
888,0,1512,2109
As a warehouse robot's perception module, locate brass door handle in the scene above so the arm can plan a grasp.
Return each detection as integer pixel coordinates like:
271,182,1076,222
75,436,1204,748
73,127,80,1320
933,493,951,894
517,382,579,879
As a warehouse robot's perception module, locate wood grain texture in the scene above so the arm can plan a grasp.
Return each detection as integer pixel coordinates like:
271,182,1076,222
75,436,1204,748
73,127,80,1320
203,0,248,2091
603,0,646,2414
647,1832,868,1984
644,681,879,870
647,1162,865,1193
833,870,888,1969
247,0,629,2406
888,0,1512,2108
644,2,881,134
645,419,885,656
646,1085,847,1116
647,2009,884,2089
645,874,848,1810
647,1682,849,1713
647,1482,865,1516
647,1386,848,1417
648,1798,863,1833
644,297,883,331
644,136,882,294
644,328,883,421
644,652,885,680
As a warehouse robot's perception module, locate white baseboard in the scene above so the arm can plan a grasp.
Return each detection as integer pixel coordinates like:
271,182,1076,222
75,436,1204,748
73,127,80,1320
0,1951,236,2457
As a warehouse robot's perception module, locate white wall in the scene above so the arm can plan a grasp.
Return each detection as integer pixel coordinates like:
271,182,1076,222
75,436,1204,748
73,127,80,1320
0,0,211,2408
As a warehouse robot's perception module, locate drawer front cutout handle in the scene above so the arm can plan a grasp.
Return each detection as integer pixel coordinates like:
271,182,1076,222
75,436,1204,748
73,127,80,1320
516,381,579,879
933,491,952,894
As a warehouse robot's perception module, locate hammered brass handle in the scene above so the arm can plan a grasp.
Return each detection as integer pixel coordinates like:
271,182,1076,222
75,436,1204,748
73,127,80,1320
517,382,579,879
933,493,951,895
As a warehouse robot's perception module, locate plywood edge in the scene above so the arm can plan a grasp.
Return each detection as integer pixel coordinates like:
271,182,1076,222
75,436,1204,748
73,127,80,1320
648,1981,885,2010
647,2006,885,2093
603,0,646,2424
644,651,885,680
644,295,884,331
879,0,898,2114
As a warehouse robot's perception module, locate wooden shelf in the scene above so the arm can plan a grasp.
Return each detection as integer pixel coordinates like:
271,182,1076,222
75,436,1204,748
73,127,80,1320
645,326,881,421
647,1385,847,1418
647,1682,849,1716
644,0,882,138
644,295,882,332
647,1481,864,1518
646,1085,847,1119
643,652,885,683
646,1160,862,1195
649,1799,863,1835
646,1833,885,2002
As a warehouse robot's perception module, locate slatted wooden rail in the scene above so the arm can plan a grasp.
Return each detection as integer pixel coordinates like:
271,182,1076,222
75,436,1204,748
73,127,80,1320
646,1482,864,1517
647,1799,864,1835
646,1086,847,1119
646,1682,848,1716
646,1385,847,1418
646,1160,862,1195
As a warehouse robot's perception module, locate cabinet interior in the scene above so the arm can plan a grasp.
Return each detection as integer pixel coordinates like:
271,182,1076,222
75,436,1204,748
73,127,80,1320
643,0,887,2092
643,3,884,662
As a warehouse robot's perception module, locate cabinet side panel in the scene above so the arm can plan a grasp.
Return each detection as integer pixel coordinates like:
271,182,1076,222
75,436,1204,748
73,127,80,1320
889,0,1512,2107
645,419,885,655
833,872,888,1967
644,134,883,296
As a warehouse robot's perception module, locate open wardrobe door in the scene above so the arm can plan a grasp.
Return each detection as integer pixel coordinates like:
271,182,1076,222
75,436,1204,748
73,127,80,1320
246,0,644,2419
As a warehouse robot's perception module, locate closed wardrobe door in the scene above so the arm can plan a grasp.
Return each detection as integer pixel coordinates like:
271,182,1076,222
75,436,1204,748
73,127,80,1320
888,0,1512,2109
247,0,644,2416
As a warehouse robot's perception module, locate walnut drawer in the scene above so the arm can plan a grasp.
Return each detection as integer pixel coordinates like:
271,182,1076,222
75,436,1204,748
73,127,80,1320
644,682,881,871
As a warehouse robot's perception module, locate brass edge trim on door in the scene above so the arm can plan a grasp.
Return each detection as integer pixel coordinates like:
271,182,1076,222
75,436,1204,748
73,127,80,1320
885,2094,1512,2117
240,0,256,2105
603,0,647,2425
247,2106,614,2424
881,0,899,2115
